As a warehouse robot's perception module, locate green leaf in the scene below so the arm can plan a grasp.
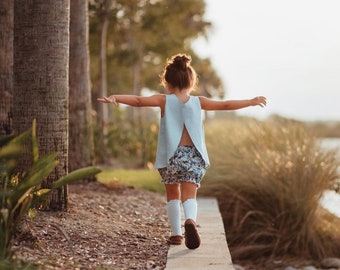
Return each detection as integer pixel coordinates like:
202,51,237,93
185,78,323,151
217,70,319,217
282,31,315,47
31,119,39,163
0,134,15,147
8,129,31,146
0,145,23,161
0,209,9,223
52,167,102,189
11,188,33,217
28,208,37,219
34,189,50,197
18,153,58,191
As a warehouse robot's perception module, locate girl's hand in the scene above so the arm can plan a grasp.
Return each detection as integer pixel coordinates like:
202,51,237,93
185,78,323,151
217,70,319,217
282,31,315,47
251,96,267,107
97,96,117,105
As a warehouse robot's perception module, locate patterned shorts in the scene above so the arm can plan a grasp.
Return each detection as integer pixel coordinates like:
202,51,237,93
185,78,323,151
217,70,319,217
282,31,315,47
158,146,206,188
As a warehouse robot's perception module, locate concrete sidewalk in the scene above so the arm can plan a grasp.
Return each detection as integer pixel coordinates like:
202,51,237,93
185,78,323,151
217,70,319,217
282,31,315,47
165,198,235,270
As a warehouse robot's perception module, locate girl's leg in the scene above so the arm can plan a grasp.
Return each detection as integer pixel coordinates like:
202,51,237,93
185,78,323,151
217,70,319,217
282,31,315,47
181,182,198,221
165,183,180,202
181,181,200,249
165,184,182,237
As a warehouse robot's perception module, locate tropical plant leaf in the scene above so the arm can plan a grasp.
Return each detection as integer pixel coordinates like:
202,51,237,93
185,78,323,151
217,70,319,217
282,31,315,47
34,189,50,197
0,134,15,147
28,208,38,219
0,209,9,224
11,188,34,216
31,119,39,163
52,167,101,190
0,144,23,161
8,129,31,146
18,153,58,192
1,122,101,261
10,154,58,206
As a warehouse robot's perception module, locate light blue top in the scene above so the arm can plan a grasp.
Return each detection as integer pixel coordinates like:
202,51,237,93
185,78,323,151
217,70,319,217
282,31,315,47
154,94,210,169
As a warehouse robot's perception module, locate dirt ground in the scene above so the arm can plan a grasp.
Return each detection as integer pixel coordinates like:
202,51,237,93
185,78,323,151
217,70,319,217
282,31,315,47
11,181,334,270
12,181,170,270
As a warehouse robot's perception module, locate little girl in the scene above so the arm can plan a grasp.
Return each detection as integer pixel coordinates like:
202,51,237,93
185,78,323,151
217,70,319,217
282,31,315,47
97,53,266,249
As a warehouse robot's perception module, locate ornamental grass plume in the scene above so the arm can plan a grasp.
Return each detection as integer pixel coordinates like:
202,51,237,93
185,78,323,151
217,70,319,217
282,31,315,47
202,118,340,261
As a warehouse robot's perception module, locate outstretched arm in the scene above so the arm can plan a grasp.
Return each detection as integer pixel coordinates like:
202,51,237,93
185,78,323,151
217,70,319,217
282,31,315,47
199,96,267,111
97,94,165,108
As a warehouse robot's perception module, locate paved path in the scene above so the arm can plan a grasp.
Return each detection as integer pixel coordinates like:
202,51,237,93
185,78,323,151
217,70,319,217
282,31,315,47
165,198,235,270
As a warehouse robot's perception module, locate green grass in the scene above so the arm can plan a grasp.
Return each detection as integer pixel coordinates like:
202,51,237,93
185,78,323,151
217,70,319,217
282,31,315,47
96,168,165,193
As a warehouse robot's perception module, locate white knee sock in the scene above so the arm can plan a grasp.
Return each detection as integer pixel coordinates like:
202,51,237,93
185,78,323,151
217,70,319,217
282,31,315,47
183,198,197,222
166,200,182,236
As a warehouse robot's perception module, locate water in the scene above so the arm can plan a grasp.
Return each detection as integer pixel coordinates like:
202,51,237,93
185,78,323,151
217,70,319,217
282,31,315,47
320,190,340,217
319,137,340,154
319,138,340,217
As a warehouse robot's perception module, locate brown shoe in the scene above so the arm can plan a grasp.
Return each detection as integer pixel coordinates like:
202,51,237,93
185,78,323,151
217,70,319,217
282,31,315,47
184,219,200,249
168,235,183,245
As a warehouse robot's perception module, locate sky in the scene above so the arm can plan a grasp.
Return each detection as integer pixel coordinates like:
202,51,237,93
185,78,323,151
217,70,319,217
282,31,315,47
192,0,340,122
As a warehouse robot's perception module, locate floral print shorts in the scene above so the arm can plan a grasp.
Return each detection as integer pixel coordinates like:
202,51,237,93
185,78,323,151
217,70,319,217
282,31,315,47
158,146,206,188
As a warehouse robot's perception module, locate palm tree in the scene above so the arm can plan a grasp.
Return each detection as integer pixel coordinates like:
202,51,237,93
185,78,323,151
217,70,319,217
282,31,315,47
69,0,95,175
0,0,13,135
12,0,70,210
89,0,115,132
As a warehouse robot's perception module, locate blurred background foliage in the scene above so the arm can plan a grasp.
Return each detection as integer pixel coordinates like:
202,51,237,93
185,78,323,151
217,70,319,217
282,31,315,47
93,106,159,165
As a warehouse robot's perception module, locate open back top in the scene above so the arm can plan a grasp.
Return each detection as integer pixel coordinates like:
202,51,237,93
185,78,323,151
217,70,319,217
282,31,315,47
154,94,210,169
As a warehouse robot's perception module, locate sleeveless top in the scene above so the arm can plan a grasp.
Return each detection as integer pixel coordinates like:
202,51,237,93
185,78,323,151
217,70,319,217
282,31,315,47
154,94,210,169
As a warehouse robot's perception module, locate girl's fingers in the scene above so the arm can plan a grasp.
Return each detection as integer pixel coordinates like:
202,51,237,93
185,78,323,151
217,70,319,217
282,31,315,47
97,97,113,103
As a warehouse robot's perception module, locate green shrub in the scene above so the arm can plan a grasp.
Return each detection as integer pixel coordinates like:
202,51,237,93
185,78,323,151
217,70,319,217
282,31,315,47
0,120,101,262
202,118,340,261
93,107,158,167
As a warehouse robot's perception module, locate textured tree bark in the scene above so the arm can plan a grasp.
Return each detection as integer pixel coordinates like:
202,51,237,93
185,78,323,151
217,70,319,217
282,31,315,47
0,0,13,135
13,0,70,210
98,16,109,126
69,0,95,175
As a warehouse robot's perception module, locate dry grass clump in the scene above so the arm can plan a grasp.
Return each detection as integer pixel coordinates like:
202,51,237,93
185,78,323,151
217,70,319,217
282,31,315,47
202,118,340,262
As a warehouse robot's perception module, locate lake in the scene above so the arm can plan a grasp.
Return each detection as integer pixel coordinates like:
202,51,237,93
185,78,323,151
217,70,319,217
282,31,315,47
319,137,340,153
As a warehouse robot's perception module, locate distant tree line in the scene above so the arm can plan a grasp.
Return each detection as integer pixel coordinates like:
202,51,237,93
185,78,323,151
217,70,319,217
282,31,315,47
305,121,340,138
268,115,340,138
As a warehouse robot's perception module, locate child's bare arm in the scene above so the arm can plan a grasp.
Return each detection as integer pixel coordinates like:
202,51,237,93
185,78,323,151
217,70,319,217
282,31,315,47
199,96,266,111
97,94,165,108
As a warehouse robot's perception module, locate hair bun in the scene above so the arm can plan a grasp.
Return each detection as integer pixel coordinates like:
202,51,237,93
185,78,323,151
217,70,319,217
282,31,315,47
172,54,191,70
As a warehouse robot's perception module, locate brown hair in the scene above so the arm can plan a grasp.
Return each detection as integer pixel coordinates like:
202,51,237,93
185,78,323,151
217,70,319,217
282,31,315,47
161,54,197,90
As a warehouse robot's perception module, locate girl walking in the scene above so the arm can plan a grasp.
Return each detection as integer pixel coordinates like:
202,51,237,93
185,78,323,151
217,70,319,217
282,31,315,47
97,53,266,249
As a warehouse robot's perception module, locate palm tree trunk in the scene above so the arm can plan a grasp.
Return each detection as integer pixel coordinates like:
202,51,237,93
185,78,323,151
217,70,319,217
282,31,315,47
98,16,109,127
0,0,13,135
13,0,70,210
69,0,95,175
